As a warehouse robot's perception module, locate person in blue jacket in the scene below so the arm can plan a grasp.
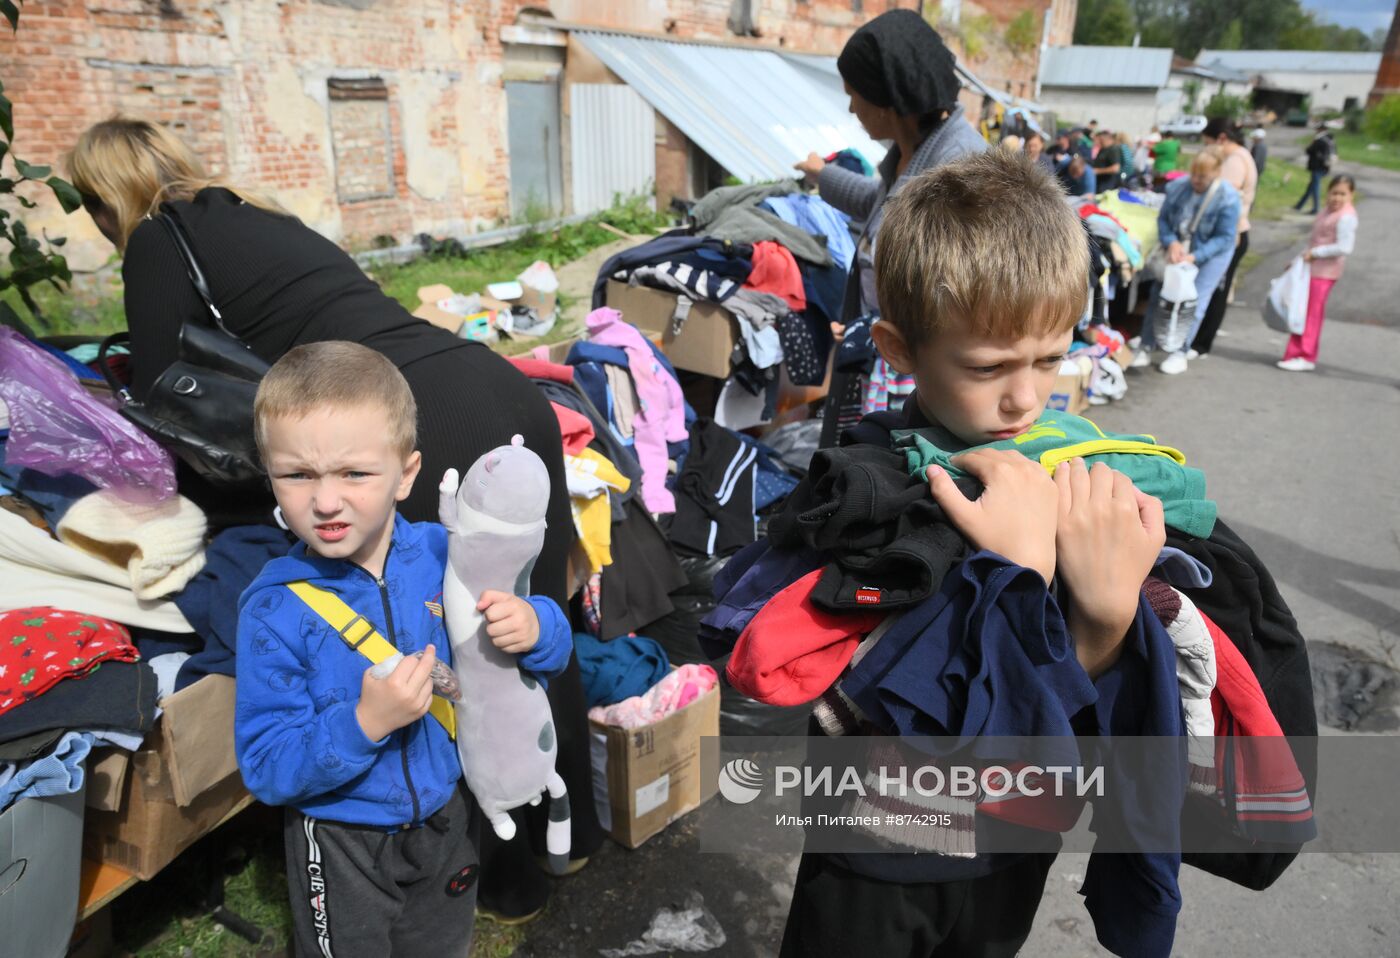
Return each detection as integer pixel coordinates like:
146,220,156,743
234,341,570,958
1132,148,1242,376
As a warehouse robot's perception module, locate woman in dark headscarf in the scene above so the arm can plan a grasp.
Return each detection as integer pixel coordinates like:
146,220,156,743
795,9,987,444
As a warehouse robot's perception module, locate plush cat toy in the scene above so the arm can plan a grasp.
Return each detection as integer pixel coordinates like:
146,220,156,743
438,435,569,872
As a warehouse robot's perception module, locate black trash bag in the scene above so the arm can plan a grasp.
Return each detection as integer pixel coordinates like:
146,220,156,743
640,552,811,738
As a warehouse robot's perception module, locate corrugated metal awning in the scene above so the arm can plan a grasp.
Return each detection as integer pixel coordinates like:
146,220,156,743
576,31,885,184
781,51,1045,116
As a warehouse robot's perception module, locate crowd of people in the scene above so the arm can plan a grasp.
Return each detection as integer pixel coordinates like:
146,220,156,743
994,116,1354,375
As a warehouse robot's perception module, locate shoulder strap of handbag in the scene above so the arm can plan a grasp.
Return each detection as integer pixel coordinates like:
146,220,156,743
285,580,457,740
153,207,239,340
1183,178,1223,252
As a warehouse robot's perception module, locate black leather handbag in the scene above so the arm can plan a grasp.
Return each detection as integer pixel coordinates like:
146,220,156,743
98,208,270,488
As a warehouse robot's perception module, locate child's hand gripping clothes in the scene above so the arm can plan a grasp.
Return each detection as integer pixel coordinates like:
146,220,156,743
1053,457,1166,677
926,449,1059,584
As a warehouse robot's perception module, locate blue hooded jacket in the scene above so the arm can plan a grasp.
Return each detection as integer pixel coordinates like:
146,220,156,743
234,514,570,828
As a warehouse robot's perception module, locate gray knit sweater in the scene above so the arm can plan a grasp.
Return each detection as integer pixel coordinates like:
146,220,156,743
818,104,988,322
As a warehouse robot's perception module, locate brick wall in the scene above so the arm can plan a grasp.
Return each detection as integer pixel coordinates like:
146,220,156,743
2,0,525,270
1370,0,1400,105
2,0,1053,273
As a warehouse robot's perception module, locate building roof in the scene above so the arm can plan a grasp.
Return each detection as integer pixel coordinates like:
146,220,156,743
780,51,1046,115
1171,54,1250,84
1197,50,1383,75
1039,45,1174,90
575,31,885,183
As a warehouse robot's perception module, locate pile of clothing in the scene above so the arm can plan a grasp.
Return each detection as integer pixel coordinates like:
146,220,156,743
1073,188,1168,322
594,181,855,422
699,406,1318,958
0,328,300,817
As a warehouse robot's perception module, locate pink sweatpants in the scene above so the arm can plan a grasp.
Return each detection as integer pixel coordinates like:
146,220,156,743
1283,277,1336,363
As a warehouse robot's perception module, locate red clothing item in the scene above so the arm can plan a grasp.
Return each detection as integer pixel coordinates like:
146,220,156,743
742,241,806,312
1202,610,1315,840
0,608,138,716
551,402,595,456
726,569,884,706
1077,204,1128,231
507,356,574,384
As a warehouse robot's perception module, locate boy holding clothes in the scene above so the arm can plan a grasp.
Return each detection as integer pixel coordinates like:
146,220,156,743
234,342,571,957
780,150,1177,955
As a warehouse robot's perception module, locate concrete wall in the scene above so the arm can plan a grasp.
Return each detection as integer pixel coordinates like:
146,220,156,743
1036,88,1162,138
1255,70,1376,112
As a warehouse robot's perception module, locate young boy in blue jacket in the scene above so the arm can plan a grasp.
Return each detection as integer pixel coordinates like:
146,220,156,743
234,341,571,958
779,150,1172,956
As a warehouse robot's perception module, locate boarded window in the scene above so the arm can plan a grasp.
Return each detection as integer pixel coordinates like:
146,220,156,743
328,78,394,202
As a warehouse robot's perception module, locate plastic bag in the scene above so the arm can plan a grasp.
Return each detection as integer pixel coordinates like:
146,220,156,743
369,650,463,702
0,327,176,502
517,259,560,294
1153,297,1198,355
1159,261,1200,304
1264,257,1309,335
641,553,812,738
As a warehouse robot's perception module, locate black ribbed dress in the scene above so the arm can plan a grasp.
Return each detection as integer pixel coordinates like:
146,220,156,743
122,187,601,909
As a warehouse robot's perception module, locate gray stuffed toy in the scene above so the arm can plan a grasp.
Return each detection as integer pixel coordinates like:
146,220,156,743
438,435,569,871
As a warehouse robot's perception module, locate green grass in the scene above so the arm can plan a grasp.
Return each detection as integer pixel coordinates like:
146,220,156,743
109,817,525,956
1332,131,1400,172
1,270,127,339
1251,155,1307,222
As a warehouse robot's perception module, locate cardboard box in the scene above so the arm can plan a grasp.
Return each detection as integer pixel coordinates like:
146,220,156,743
82,676,250,880
606,280,736,379
1109,344,1134,370
1047,362,1092,416
589,682,720,848
517,283,558,322
411,283,467,335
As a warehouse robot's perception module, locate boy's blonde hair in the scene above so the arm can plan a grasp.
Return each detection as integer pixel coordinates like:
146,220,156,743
875,149,1089,348
254,341,417,459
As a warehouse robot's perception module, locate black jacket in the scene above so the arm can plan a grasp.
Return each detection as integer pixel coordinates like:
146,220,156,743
1305,135,1333,174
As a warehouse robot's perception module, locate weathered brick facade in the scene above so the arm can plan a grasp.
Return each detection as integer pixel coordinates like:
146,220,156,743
3,0,1066,272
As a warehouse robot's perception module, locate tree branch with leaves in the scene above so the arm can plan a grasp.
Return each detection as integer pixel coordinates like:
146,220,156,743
1,0,84,338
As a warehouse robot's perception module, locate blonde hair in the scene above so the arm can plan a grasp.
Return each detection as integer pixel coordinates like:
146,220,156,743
67,115,288,252
875,149,1089,347
254,342,418,460
1191,147,1224,174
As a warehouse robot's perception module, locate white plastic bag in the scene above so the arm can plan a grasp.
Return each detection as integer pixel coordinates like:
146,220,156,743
517,259,559,294
1263,257,1309,335
1154,297,1197,354
1159,261,1200,304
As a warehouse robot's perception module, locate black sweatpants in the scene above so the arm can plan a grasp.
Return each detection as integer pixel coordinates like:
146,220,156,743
283,786,480,958
779,852,1057,958
1194,229,1250,355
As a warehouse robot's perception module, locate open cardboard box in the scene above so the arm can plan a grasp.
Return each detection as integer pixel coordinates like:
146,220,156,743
1047,361,1092,415
605,280,736,380
589,680,720,849
83,675,250,880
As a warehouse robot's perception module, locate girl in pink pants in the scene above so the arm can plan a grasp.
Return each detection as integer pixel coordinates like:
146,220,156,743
1279,175,1357,371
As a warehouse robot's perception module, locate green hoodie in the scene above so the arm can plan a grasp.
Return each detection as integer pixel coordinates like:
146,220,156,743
892,411,1216,539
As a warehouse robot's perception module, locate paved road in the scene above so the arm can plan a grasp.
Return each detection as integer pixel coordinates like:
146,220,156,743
1021,131,1400,958
505,133,1400,958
